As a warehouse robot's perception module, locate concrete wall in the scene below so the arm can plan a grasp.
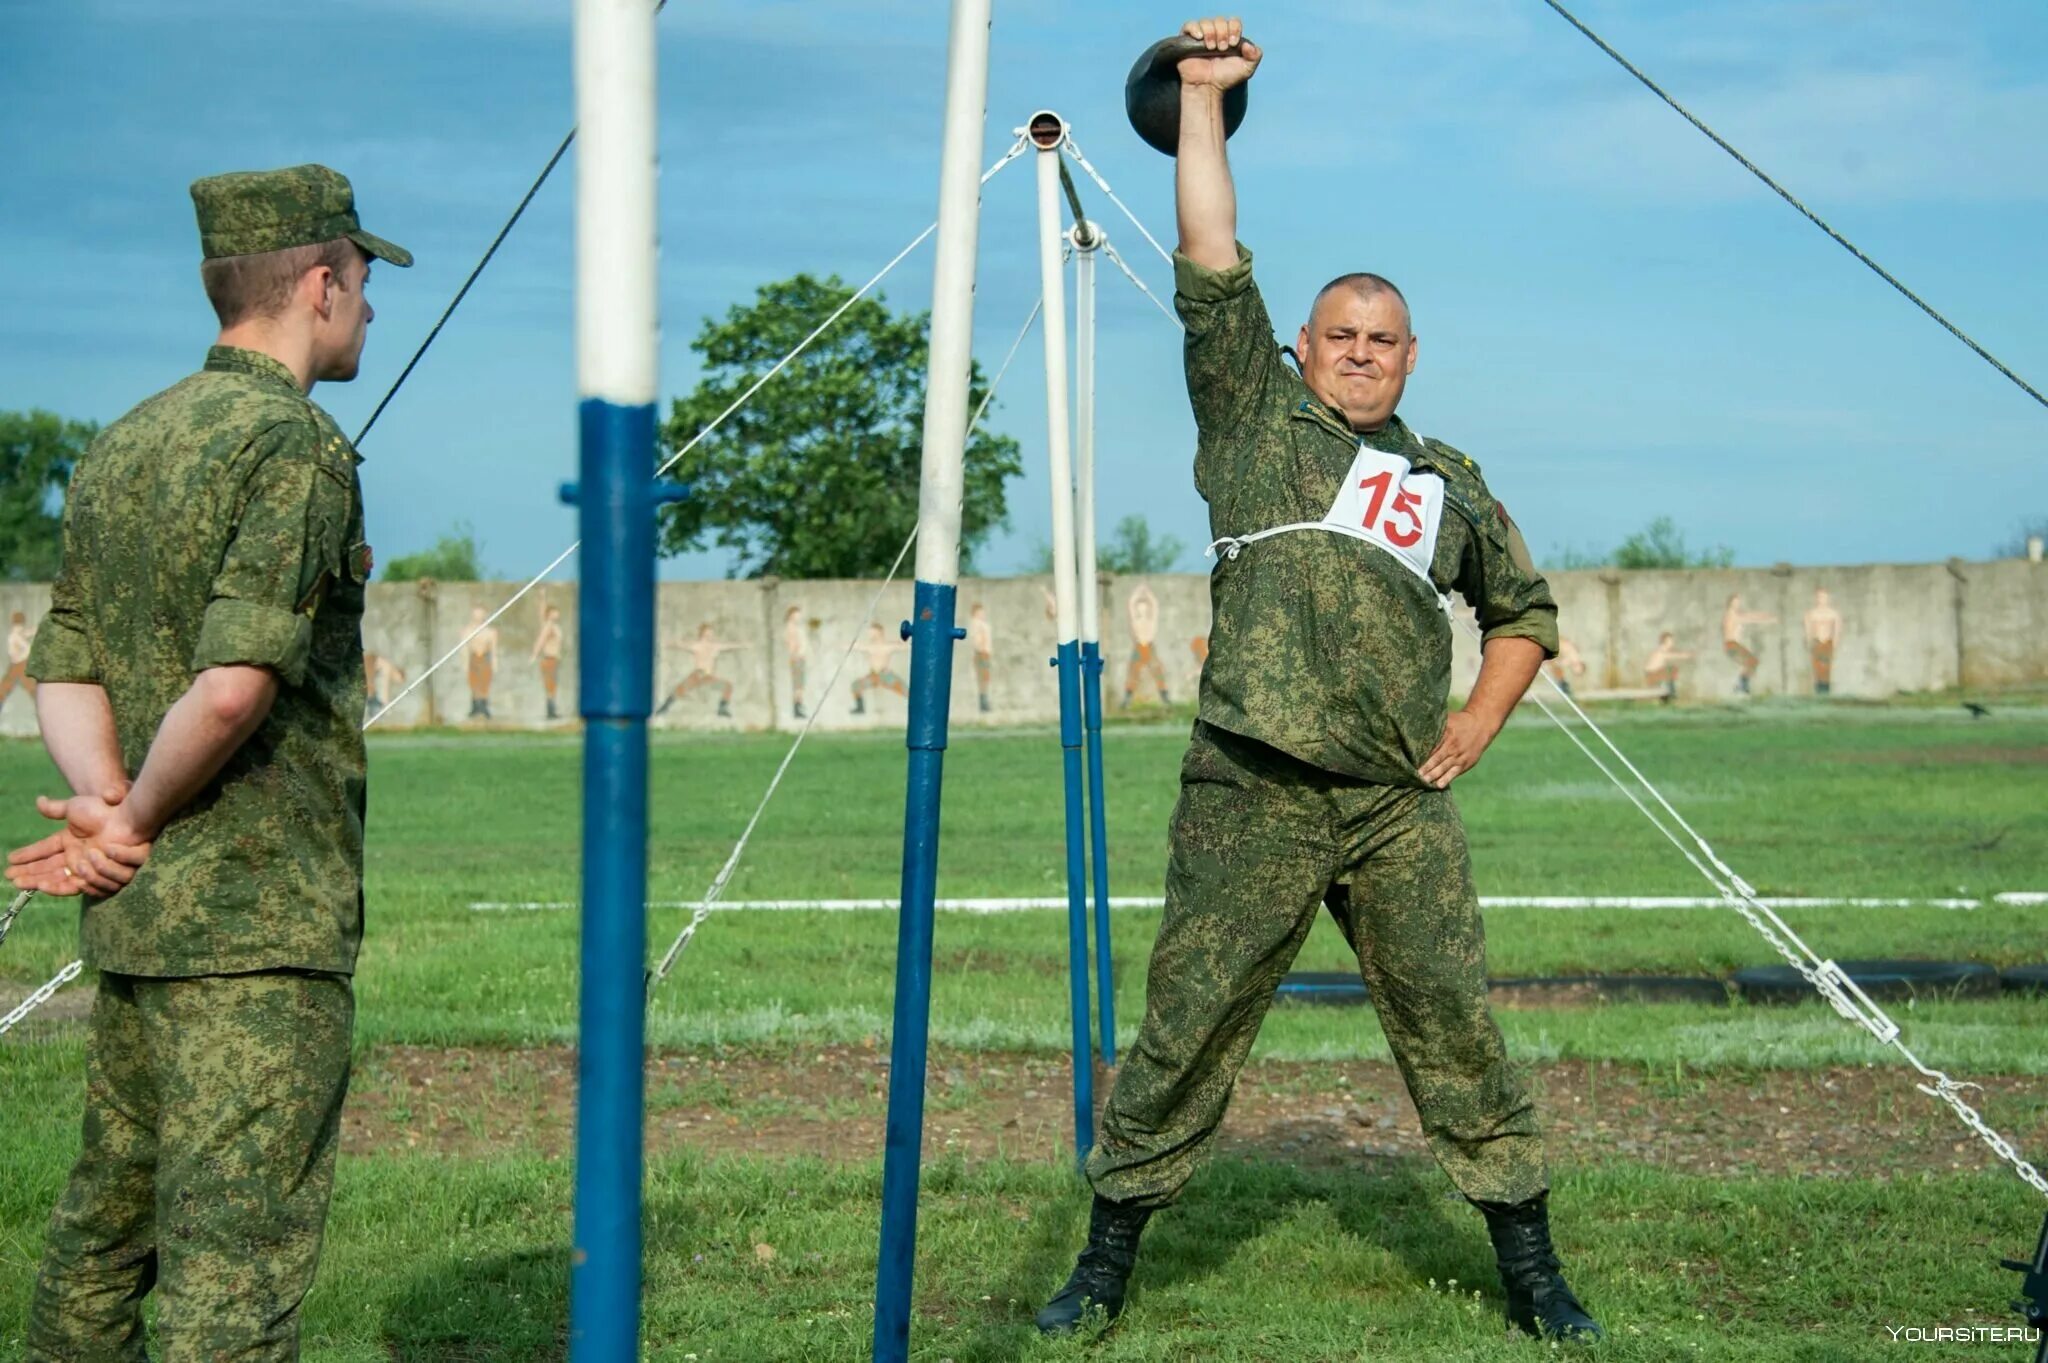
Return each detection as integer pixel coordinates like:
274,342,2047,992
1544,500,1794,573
2,556,2043,736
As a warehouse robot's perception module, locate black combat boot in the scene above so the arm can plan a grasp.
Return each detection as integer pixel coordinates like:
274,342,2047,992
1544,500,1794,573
1471,1191,1603,1343
1034,1196,1153,1336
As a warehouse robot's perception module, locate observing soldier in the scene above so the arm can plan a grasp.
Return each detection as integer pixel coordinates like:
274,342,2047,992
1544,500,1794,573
4,164,408,1360
1032,19,1600,1342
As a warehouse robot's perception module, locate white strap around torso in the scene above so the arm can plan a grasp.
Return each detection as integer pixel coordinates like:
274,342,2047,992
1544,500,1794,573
1206,428,1452,613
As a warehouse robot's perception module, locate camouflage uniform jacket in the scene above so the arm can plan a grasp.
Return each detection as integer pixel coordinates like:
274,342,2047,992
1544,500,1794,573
29,346,369,976
1181,244,1559,785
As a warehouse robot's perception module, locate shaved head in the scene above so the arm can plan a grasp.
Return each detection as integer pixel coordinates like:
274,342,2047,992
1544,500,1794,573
1311,272,1411,335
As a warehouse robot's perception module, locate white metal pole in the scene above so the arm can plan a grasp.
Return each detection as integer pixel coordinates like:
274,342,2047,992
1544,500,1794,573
909,3,994,588
1032,111,1095,1158
1072,223,1100,648
1033,119,1079,648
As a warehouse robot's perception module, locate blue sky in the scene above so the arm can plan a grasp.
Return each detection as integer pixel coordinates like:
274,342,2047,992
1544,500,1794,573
3,0,2044,580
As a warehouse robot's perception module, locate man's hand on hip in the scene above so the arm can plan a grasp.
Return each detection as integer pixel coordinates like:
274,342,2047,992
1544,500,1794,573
1418,709,1501,790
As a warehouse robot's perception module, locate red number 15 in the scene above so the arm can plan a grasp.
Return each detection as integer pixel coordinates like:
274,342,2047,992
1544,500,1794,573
1359,470,1424,548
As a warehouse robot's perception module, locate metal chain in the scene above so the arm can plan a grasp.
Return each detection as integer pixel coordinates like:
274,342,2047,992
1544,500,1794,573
0,889,29,951
0,959,84,1038
1505,638,2047,1200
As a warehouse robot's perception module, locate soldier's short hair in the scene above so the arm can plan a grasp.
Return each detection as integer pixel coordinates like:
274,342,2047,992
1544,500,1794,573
1311,272,1412,334
200,237,362,328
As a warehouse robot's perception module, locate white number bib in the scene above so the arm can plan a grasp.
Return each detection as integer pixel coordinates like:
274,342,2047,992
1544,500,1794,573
1206,436,1448,598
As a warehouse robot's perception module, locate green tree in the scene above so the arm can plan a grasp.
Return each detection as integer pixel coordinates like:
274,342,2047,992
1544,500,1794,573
658,274,1022,579
1,409,98,581
382,523,486,582
1099,514,1187,574
1031,514,1189,574
1992,517,2047,559
1548,516,1734,571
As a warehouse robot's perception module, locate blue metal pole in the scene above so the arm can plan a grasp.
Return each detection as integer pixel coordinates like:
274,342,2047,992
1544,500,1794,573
1081,639,1115,1065
569,402,656,1358
874,587,959,1356
872,2,990,1358
569,2,657,1356
1056,642,1095,1157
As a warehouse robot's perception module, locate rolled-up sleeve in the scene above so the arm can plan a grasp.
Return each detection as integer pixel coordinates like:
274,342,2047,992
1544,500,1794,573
1459,502,1560,658
1178,243,1285,499
27,475,101,684
193,422,351,687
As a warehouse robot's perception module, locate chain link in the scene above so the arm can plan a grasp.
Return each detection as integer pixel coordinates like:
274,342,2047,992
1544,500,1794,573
0,959,84,1038
0,889,31,952
1491,622,2046,1202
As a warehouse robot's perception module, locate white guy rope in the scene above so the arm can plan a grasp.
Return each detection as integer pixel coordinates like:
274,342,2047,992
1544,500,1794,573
1061,134,1175,270
646,292,1047,994
1101,240,1181,330
0,959,84,1038
476,893,2019,914
362,138,1031,731
1080,152,2047,1200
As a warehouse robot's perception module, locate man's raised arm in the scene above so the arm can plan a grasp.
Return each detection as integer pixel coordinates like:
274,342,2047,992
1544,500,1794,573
1175,17,1261,269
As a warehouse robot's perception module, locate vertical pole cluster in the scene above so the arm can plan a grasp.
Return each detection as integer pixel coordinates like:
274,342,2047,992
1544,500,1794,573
1031,112,1096,1162
1071,219,1117,1067
872,2,992,1359
568,0,660,1357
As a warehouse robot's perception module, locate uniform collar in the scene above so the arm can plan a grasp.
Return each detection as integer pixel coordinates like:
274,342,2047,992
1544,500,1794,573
1288,395,1446,472
204,345,305,394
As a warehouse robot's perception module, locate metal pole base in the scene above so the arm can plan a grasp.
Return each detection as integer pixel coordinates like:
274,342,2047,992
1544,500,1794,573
1053,639,1095,1160
1080,640,1116,1065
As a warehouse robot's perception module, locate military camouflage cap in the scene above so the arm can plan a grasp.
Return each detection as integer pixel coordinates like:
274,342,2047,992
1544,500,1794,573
190,164,412,266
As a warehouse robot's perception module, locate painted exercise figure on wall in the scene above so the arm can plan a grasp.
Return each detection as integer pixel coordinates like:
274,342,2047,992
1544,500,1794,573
968,602,994,713
0,612,37,711
1803,587,1842,696
1121,582,1170,707
1643,631,1695,703
849,622,908,714
658,622,746,719
784,605,810,720
465,606,501,719
362,653,406,718
1546,637,1587,697
1721,593,1777,695
531,589,565,720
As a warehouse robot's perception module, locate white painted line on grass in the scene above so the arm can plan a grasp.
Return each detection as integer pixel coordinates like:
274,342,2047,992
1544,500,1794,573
468,893,2036,914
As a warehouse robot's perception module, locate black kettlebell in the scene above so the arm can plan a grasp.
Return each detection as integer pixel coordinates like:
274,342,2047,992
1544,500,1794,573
1124,33,1251,156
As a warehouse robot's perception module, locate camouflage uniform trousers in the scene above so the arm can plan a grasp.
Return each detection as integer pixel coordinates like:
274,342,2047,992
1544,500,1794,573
1087,720,1548,1208
26,969,354,1363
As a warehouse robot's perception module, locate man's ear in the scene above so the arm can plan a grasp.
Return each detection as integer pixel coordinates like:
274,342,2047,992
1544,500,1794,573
1404,333,1419,377
1296,323,1311,358
301,264,338,320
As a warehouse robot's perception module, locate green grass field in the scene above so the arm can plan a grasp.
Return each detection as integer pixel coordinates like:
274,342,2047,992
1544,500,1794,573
2,702,2045,1359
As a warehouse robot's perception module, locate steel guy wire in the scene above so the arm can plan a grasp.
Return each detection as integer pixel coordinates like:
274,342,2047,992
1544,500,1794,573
352,0,677,445
1536,0,2047,413
647,291,1047,993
